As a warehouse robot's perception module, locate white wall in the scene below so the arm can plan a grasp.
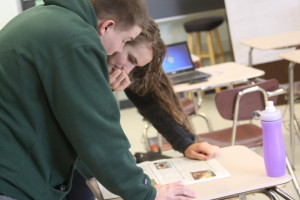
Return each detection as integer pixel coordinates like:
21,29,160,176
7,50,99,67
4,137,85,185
225,0,300,65
0,0,22,29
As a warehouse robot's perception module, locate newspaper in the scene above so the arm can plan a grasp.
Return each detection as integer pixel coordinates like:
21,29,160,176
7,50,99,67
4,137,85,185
98,157,230,199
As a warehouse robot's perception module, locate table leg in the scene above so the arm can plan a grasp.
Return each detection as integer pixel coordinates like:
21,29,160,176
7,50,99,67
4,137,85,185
248,47,253,67
238,193,247,200
263,189,281,200
288,62,296,167
286,156,300,198
268,187,295,200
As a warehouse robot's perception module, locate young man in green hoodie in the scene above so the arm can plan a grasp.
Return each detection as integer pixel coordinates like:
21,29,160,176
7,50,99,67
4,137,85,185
0,0,196,200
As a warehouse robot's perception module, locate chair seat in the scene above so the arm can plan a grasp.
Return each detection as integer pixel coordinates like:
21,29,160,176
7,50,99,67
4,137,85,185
184,17,224,32
197,124,263,148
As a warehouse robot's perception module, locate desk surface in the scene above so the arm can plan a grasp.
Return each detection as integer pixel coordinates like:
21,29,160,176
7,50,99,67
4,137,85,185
107,146,291,200
189,145,291,200
173,62,265,93
240,30,300,50
279,50,300,64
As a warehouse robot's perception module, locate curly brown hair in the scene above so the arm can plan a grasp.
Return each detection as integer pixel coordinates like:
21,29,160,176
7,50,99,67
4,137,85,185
127,18,193,133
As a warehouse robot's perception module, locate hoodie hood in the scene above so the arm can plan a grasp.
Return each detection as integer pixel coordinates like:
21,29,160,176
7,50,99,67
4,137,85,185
44,0,97,29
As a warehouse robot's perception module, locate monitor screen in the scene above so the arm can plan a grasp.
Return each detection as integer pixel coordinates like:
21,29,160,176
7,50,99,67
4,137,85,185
162,42,194,74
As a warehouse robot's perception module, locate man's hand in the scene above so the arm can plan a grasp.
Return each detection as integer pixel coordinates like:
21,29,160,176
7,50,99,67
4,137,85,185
154,182,196,200
109,68,131,91
184,142,220,161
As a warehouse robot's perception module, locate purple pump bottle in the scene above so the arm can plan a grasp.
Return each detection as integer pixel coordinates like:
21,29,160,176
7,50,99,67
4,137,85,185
260,101,286,177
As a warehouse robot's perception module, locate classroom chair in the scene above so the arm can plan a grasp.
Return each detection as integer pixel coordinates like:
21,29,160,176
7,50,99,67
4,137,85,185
183,17,225,66
196,78,300,199
197,79,282,147
141,79,300,199
142,97,213,153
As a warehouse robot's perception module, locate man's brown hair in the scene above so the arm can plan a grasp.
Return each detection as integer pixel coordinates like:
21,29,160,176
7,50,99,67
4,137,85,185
90,0,149,31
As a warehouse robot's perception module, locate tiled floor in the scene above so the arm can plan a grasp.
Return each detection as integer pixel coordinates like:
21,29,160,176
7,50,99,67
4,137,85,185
119,92,300,200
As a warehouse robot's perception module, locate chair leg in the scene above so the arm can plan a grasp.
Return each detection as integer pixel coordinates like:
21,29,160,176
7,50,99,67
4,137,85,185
213,29,225,63
187,33,194,55
195,32,202,61
206,31,221,92
143,121,153,152
206,31,216,65
194,112,213,132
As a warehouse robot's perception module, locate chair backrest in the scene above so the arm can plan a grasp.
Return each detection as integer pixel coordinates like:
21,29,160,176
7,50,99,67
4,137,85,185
215,79,279,121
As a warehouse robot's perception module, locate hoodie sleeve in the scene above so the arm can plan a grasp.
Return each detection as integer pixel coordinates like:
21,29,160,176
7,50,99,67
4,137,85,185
41,44,156,200
125,89,195,153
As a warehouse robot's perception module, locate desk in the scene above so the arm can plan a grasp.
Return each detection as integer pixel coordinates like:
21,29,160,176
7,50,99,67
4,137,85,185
173,62,264,134
190,145,292,200
240,30,300,67
96,146,293,200
173,62,265,93
240,31,300,168
279,50,300,167
172,62,264,125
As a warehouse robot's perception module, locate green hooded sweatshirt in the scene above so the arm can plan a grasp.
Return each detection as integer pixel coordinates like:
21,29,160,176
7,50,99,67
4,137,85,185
0,0,155,199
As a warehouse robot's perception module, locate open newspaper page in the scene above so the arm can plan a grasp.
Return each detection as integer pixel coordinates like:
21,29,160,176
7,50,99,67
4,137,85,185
98,157,230,199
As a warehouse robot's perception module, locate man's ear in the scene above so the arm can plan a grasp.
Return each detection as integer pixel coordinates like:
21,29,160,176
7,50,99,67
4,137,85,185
98,20,115,36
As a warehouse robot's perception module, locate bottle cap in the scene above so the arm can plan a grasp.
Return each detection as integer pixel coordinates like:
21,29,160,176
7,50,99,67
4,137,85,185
260,101,281,121
265,101,276,112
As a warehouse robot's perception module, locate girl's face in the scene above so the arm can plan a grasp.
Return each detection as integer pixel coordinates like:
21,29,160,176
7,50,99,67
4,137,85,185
107,41,153,74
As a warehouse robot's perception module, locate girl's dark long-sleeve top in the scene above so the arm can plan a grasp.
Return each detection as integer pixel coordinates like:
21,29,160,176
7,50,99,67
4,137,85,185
0,0,154,200
76,89,196,179
125,89,195,154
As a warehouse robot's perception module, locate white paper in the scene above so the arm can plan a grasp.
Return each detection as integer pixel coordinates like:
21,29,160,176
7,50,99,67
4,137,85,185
97,157,230,199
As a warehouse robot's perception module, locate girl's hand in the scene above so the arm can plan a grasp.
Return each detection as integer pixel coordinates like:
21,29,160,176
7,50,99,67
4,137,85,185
109,68,131,91
184,142,220,160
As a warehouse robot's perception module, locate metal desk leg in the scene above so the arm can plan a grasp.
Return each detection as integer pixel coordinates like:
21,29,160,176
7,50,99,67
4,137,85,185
239,193,247,200
268,187,295,200
293,114,300,142
248,47,253,67
263,189,281,200
286,156,300,197
288,62,296,168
